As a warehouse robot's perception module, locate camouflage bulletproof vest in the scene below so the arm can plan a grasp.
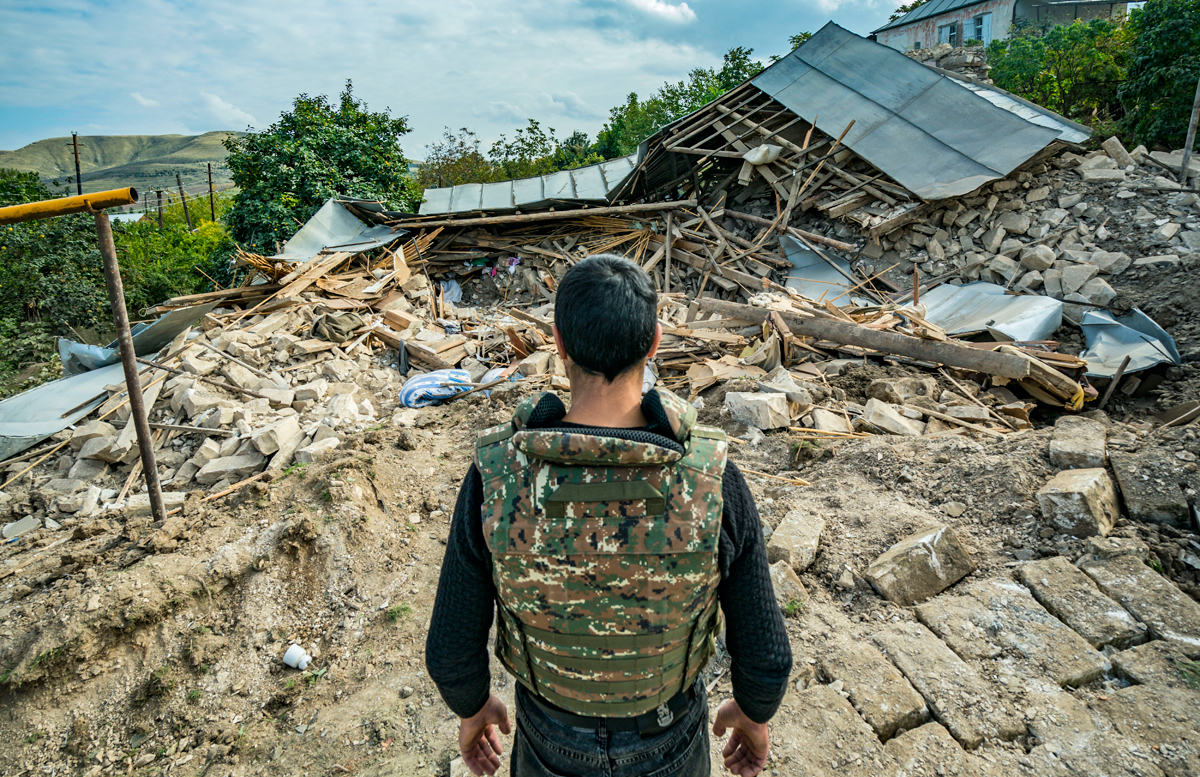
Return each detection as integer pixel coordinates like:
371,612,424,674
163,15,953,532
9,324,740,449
475,389,726,718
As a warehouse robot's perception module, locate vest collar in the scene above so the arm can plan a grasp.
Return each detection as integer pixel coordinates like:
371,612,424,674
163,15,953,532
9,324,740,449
511,388,697,445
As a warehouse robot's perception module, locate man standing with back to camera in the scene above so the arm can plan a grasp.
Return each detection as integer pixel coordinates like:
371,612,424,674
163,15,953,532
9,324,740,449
426,255,791,776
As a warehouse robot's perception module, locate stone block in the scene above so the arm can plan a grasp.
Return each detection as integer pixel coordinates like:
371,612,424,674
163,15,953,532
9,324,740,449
70,420,115,451
944,405,989,422
1080,277,1116,306
866,377,937,405
809,408,853,433
1102,136,1135,167
1079,155,1118,171
322,359,357,382
767,509,824,573
866,525,974,606
818,633,928,741
988,255,1021,281
1036,468,1119,538
1081,553,1200,656
863,398,924,436
1110,640,1194,688
268,424,308,470
873,621,1024,749
1091,685,1200,776
921,578,1111,687
3,516,40,540
768,561,807,609
1133,254,1180,267
1080,168,1126,182
1060,263,1099,295
252,416,302,456
1088,250,1131,275
125,491,187,517
980,226,1005,253
1042,267,1063,298
195,453,266,486
997,212,1031,234
517,351,551,376
259,388,295,409
1109,451,1190,528
43,478,85,497
295,437,340,464
724,392,789,430
1049,416,1106,470
219,362,261,391
68,458,107,481
181,389,227,419
757,367,813,407
1058,192,1084,209
191,438,222,469
1013,270,1044,292
1019,244,1056,271
180,353,219,376
782,685,886,773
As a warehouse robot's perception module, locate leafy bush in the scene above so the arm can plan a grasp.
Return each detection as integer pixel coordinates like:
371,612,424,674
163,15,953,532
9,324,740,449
223,80,421,253
1119,0,1200,149
416,122,603,190
987,18,1130,119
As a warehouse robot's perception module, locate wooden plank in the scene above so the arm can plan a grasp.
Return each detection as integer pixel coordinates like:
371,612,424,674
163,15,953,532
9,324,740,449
696,298,1035,380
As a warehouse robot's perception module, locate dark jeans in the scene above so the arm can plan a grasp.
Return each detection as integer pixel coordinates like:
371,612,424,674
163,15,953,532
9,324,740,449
511,681,711,777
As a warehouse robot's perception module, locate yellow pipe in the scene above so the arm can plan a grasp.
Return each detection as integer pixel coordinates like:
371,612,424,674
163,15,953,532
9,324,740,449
0,187,138,225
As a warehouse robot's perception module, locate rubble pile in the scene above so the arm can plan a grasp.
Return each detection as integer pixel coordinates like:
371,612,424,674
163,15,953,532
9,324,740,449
905,43,991,82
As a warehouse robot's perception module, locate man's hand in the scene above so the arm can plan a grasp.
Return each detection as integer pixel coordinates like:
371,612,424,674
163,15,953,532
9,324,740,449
712,699,769,776
458,694,511,776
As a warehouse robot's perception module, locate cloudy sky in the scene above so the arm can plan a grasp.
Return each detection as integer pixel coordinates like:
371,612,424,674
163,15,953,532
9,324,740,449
0,0,894,158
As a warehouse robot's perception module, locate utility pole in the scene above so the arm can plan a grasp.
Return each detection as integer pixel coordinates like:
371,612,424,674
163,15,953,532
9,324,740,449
155,189,164,229
176,173,192,230
207,162,216,222
1180,73,1200,186
66,133,84,196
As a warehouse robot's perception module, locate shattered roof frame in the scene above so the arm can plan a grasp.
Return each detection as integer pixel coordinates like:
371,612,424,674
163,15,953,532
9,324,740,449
751,23,1063,200
418,155,637,216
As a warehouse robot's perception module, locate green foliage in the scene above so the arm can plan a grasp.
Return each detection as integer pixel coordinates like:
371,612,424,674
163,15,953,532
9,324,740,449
1119,0,1200,149
770,32,814,63
1175,657,1200,689
223,80,421,252
416,122,602,190
385,603,412,624
783,598,806,616
596,47,766,158
987,18,1130,119
889,0,929,22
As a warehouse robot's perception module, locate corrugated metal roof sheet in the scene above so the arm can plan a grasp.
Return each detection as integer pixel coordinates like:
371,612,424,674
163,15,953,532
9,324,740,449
944,74,1092,144
418,154,637,216
752,23,1061,200
873,0,994,34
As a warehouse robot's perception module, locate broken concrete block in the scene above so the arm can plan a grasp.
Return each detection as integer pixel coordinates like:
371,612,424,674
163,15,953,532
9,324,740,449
1080,168,1126,182
1079,155,1118,171
70,420,115,451
1016,556,1146,650
809,408,853,433
988,255,1021,281
324,393,361,426
1102,136,1135,168
1080,552,1200,655
180,353,219,376
43,478,85,498
767,510,825,573
195,453,266,486
1036,468,1119,537
252,416,303,456
768,561,807,609
1133,254,1180,267
863,398,924,436
757,367,813,407
2,516,40,540
125,491,187,517
866,377,937,405
997,212,1031,234
1060,263,1099,295
191,438,222,469
980,226,1005,253
866,525,974,606
517,351,551,376
268,424,308,471
220,362,261,391
295,437,340,464
1020,244,1056,271
944,405,989,422
1049,416,1106,470
1109,451,1190,528
181,389,228,419
1088,250,1131,275
1080,277,1116,306
322,359,357,382
259,388,295,409
247,310,290,336
68,458,107,481
1013,270,1043,292
725,392,789,429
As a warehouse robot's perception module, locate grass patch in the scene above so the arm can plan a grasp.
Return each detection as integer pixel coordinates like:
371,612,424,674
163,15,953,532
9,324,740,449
783,598,806,617
283,462,308,479
1175,658,1200,689
187,689,202,703
385,603,412,624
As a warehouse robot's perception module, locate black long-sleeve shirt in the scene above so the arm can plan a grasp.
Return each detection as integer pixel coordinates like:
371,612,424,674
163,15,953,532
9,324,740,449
425,419,793,724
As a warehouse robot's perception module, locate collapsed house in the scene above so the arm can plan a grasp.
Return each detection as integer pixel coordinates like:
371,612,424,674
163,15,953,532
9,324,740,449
0,21,1190,534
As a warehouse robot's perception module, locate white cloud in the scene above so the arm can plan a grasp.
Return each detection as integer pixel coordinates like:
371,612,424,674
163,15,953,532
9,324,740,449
625,0,696,22
200,92,257,129
130,92,159,107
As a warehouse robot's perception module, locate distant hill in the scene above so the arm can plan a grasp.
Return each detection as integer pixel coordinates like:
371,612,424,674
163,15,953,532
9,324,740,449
0,132,240,196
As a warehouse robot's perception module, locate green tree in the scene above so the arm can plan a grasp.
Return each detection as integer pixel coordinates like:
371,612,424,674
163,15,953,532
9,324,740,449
416,127,494,190
988,18,1129,118
889,0,929,22
223,80,421,253
1119,0,1200,149
596,46,766,158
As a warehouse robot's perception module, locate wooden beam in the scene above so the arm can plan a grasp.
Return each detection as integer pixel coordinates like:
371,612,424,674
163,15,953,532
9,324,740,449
388,200,697,230
695,298,1035,380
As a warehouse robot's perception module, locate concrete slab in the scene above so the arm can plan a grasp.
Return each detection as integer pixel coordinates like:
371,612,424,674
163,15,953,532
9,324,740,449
1080,554,1200,656
771,684,885,776
1016,555,1146,650
817,634,928,741
1092,685,1200,777
1111,640,1198,689
1110,450,1191,529
873,621,1024,749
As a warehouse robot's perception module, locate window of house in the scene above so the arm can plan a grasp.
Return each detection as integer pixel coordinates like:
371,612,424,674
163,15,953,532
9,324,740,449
937,23,958,46
972,13,993,43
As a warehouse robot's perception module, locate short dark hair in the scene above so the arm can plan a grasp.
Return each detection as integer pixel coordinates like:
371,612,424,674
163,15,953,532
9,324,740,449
554,254,657,382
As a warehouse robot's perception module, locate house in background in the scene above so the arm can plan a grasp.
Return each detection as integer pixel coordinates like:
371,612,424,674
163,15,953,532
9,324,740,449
871,0,1127,52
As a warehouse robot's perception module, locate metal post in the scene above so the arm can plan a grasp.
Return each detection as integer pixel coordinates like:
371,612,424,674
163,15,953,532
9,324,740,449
207,162,216,222
1179,74,1200,186
71,133,83,196
176,173,192,230
156,189,163,229
93,210,165,522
